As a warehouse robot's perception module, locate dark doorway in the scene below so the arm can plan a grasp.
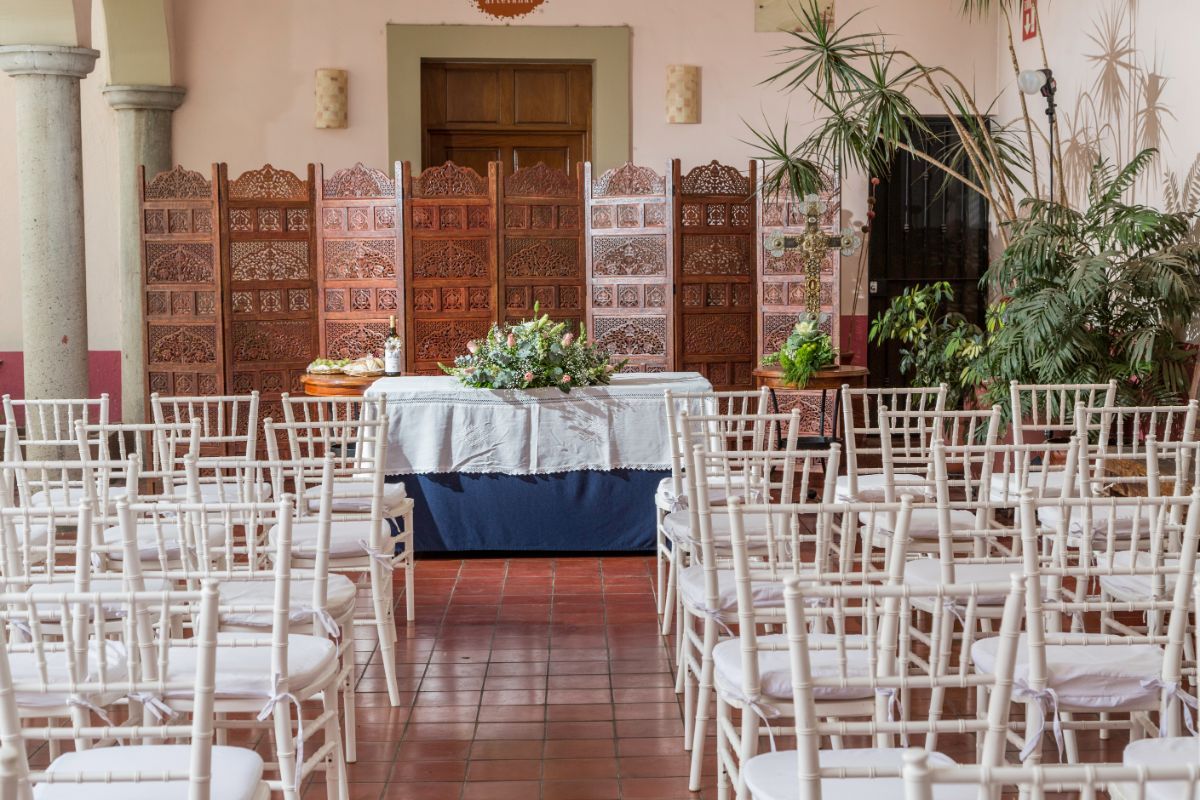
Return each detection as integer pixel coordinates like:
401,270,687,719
420,60,592,178
866,116,990,388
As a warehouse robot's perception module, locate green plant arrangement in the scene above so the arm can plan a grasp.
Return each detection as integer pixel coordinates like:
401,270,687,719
980,150,1200,407
440,305,625,393
761,314,836,388
868,282,988,409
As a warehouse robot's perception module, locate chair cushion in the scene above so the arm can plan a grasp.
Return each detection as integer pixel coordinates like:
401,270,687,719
1122,738,1200,800
1098,550,1182,602
99,521,227,561
34,744,265,800
714,633,873,704
1037,503,1159,536
857,507,978,540
163,633,337,699
661,509,787,546
677,563,785,615
217,574,357,628
269,518,385,560
902,558,1025,605
194,479,272,503
26,578,170,615
988,469,1069,502
835,472,930,502
8,640,128,710
303,478,407,516
971,633,1164,711
744,748,971,800
30,486,126,508
655,476,750,511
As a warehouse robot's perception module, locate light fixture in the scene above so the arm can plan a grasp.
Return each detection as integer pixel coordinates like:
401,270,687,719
665,65,700,124
1017,67,1058,204
314,68,348,129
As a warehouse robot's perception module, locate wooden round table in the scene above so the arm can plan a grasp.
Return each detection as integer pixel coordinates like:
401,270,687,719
751,364,869,391
299,373,381,397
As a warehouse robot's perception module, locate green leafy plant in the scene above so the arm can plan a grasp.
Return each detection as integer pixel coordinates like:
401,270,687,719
868,282,986,408
981,149,1200,406
761,314,836,388
441,304,625,393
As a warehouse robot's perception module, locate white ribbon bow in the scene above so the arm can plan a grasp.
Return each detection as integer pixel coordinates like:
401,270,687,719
306,607,341,640
1014,681,1064,761
1140,679,1200,737
875,687,909,746
257,680,305,794
128,692,176,723
68,696,117,731
358,540,395,571
697,606,735,638
732,691,781,751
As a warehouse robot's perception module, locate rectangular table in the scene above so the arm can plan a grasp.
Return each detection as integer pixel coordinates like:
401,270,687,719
365,372,712,552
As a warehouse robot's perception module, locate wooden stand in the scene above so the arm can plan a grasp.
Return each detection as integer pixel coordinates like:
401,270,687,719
299,373,381,397
751,364,869,391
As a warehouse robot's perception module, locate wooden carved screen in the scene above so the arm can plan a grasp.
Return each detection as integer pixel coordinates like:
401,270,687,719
674,161,757,389
584,162,674,373
315,163,403,366
498,163,584,327
756,169,843,432
400,162,499,374
140,165,225,404
219,164,318,413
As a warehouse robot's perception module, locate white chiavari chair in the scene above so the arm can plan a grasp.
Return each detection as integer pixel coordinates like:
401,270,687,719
836,385,947,504
151,391,269,502
974,490,1200,765
114,493,348,800
1,394,109,461
73,419,202,513
0,582,272,800
737,574,1026,800
658,388,770,623
711,493,915,796
901,747,1200,800
265,412,413,711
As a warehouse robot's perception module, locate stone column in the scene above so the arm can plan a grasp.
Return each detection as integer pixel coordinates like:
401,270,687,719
103,84,186,422
0,45,99,404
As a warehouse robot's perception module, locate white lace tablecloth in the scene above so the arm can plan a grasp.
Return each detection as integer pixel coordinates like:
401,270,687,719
364,372,712,475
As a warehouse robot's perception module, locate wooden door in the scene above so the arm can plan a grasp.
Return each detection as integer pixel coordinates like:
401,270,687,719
421,61,591,178
867,116,989,387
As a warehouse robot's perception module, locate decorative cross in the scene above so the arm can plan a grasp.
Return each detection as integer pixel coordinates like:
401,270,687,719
765,194,861,315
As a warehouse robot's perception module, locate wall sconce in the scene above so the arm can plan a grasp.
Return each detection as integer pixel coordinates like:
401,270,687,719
314,68,348,129
665,65,700,124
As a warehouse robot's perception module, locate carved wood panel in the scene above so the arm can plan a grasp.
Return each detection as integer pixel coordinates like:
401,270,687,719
220,164,318,399
315,163,403,365
584,162,674,373
756,165,842,434
140,165,225,406
400,161,498,374
675,160,757,389
498,163,584,330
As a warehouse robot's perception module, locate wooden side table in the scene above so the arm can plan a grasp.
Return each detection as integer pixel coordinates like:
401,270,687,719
752,364,870,445
299,373,381,397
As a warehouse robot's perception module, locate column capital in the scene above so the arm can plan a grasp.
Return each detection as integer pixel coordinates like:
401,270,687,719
0,45,99,79
103,84,186,111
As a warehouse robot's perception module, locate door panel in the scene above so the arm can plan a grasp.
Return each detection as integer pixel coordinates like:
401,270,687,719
867,116,989,388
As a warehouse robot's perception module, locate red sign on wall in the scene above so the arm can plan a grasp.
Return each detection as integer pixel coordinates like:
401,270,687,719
1021,0,1038,41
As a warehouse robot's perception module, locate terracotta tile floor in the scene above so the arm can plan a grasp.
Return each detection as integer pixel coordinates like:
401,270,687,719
318,555,717,800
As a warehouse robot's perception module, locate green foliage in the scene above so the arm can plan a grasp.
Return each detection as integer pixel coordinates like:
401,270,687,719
868,282,986,408
441,304,625,393
761,315,836,388
981,149,1200,406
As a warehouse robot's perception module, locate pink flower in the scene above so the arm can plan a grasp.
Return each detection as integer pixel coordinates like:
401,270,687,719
466,340,478,354
507,333,516,348
561,333,574,347
524,371,534,383
561,374,572,384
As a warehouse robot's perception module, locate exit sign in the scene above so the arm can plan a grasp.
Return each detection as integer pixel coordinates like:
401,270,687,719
1021,0,1038,41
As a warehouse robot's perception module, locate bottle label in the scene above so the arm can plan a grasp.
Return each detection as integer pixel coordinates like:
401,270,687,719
385,352,401,374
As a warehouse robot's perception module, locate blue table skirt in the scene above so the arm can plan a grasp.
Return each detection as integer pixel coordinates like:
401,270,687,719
387,469,666,553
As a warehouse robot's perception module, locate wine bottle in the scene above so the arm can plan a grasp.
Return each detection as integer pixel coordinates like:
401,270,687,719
384,315,402,376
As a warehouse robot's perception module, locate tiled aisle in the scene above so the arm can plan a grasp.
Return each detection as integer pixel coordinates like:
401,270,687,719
324,556,713,800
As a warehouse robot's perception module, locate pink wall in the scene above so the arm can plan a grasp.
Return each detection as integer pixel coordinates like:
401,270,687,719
0,351,122,419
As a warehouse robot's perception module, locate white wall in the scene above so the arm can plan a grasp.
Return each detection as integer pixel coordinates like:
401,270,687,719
0,0,1001,360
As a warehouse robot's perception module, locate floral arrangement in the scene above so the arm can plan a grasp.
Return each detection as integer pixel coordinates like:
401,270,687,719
441,305,625,393
760,313,836,388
